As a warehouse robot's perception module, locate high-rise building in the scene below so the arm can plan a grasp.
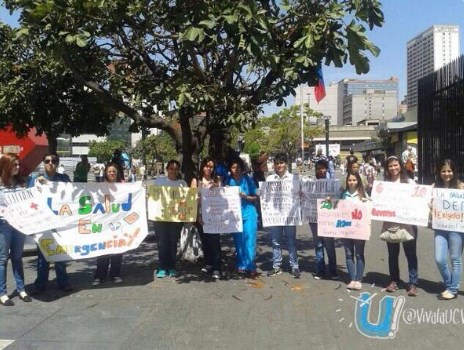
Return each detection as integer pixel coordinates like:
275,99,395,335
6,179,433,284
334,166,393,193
407,25,460,109
295,82,338,125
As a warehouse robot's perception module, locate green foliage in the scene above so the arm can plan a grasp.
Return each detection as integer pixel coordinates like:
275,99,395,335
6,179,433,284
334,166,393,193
88,140,126,163
132,131,177,164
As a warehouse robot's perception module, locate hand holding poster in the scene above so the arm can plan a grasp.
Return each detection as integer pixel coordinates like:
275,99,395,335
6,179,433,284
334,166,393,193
301,179,340,223
432,188,464,232
147,185,197,222
0,186,67,235
317,199,371,240
370,180,432,226
34,182,148,262
260,180,301,227
201,187,242,233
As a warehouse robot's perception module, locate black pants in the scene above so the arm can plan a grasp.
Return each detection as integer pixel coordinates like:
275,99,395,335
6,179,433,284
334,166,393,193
95,254,123,280
197,223,221,271
153,222,183,270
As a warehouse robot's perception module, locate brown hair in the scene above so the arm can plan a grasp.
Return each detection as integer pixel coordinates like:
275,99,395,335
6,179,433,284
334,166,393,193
0,153,25,187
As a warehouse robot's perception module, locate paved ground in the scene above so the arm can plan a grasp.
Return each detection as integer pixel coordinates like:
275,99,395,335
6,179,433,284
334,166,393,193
2,218,464,350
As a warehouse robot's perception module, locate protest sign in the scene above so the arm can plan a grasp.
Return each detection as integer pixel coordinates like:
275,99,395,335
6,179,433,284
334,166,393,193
33,182,148,262
147,185,197,222
370,180,432,226
317,199,371,240
260,180,301,227
432,188,464,232
0,186,67,235
201,187,242,233
301,179,340,223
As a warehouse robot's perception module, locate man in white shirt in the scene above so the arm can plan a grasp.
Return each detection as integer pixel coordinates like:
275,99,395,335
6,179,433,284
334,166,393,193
265,153,301,279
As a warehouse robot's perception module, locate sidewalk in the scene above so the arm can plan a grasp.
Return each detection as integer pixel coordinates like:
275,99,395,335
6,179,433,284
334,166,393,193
1,222,463,349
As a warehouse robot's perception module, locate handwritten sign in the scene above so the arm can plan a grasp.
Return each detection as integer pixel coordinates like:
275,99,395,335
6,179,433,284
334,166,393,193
260,180,301,227
371,180,432,226
147,185,197,222
317,199,371,240
432,188,464,232
301,179,340,223
33,182,148,262
0,186,67,235
201,187,242,233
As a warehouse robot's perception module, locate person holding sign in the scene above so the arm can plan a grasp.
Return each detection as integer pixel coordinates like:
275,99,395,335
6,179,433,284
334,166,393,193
265,153,301,279
341,172,368,290
29,153,73,295
382,156,419,296
225,157,258,277
191,157,222,280
92,163,125,286
433,159,464,300
0,153,31,306
152,160,187,278
309,159,339,280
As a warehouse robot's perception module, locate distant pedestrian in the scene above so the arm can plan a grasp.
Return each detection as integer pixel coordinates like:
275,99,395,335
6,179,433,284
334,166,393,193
74,155,90,182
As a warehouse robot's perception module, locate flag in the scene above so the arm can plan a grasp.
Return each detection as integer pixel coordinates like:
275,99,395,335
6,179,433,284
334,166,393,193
314,67,326,103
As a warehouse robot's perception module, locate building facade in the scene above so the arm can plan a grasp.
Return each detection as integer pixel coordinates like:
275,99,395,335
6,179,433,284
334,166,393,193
407,25,460,109
295,82,339,125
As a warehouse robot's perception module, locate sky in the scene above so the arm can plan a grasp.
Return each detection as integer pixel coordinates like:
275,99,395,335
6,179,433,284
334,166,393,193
2,1,464,116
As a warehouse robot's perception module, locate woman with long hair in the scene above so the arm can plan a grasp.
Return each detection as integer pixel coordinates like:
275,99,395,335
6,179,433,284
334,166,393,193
433,159,464,300
92,163,125,286
225,157,258,277
0,153,31,305
191,157,222,279
382,155,419,296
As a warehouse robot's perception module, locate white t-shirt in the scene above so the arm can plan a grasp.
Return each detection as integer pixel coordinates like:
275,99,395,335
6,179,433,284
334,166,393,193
152,176,187,188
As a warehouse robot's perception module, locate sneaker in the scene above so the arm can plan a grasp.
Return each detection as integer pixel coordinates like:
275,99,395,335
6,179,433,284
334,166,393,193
212,270,220,279
156,269,167,278
267,268,282,277
407,284,418,297
331,274,340,281
346,281,356,290
438,290,457,300
168,269,177,277
385,281,398,293
201,265,213,274
313,272,325,280
292,268,301,279
353,281,362,290
112,277,123,284
92,279,102,286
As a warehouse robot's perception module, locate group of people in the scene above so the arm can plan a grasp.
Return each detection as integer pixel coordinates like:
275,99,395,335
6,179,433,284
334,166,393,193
0,149,463,306
0,152,125,306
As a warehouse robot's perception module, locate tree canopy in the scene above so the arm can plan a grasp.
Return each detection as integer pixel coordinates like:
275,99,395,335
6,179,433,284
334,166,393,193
1,0,384,181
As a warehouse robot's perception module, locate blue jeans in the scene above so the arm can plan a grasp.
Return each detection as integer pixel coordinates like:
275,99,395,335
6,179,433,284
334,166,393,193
0,219,26,296
232,214,257,271
270,226,298,269
386,227,418,285
435,230,464,294
35,248,70,291
309,223,337,275
343,238,365,281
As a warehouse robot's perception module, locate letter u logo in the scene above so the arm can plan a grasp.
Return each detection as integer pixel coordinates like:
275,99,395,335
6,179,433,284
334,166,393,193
354,292,405,339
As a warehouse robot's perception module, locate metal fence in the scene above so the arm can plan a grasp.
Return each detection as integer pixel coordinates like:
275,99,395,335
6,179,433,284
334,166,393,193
418,55,464,184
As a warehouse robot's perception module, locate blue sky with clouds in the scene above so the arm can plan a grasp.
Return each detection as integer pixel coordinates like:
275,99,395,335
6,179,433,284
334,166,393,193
2,1,464,116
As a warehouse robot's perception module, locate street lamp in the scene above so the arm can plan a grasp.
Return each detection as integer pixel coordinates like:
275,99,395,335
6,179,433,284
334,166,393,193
324,116,330,157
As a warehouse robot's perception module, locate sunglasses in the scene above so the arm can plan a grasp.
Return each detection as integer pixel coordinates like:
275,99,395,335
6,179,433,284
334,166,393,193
44,159,58,165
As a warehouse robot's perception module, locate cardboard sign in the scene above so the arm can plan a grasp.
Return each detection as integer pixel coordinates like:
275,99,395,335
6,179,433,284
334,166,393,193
260,180,301,227
371,180,432,226
432,188,464,232
201,187,242,233
317,199,371,240
147,185,197,222
301,179,340,223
